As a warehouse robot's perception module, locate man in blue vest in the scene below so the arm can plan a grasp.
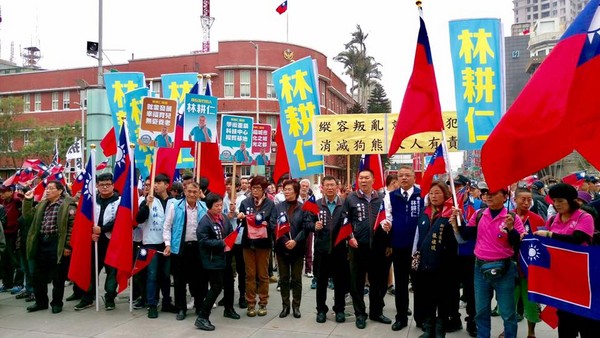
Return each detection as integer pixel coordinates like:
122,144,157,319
385,165,424,331
163,181,208,320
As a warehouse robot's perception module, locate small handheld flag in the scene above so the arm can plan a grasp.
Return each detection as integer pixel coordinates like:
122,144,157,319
302,195,319,216
275,213,291,240
276,1,288,14
132,247,157,275
335,217,352,247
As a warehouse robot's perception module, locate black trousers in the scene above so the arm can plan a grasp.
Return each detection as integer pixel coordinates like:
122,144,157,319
232,245,245,297
349,246,388,319
391,247,413,323
277,254,303,308
132,242,146,302
82,235,117,303
414,269,452,322
200,269,223,319
1,233,24,288
453,255,475,319
222,251,236,309
314,247,349,314
32,238,69,307
172,241,203,312
557,310,600,338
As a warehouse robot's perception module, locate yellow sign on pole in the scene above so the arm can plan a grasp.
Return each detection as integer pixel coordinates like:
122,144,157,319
313,112,458,155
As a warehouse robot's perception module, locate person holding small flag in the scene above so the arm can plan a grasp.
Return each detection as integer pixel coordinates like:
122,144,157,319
343,168,392,330
313,176,350,324
162,181,208,320
135,173,177,319
23,181,77,314
411,181,458,338
194,193,233,331
236,176,275,317
223,176,247,309
271,179,314,319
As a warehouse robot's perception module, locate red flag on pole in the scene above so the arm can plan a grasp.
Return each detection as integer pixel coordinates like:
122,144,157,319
100,127,117,157
273,123,290,184
334,217,353,247
388,14,443,156
420,144,446,197
199,142,226,197
132,247,157,275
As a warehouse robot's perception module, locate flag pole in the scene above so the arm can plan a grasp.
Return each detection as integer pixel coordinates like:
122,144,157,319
232,160,237,203
196,143,202,183
440,129,462,227
148,147,158,208
129,141,135,313
90,145,99,312
286,2,289,43
346,155,351,189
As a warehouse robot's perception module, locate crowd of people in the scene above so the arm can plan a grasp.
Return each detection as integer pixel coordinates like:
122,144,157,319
0,167,599,337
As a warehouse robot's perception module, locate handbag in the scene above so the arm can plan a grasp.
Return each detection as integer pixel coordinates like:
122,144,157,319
411,251,421,271
481,260,506,279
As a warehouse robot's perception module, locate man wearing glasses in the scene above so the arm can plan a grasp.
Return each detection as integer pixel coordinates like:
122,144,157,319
74,173,121,311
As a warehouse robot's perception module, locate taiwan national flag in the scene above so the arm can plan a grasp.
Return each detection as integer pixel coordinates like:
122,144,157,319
100,127,117,157
520,235,600,320
224,225,241,252
276,1,288,14
113,124,130,194
482,0,600,191
71,171,85,197
387,12,443,156
373,202,386,231
420,144,446,198
68,154,96,291
132,247,157,275
275,213,290,240
302,195,319,216
562,171,586,187
334,217,352,247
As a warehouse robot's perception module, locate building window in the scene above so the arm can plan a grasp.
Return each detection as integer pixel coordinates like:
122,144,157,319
63,91,70,109
23,131,30,145
52,92,59,110
240,166,251,176
320,81,326,106
240,70,251,98
80,90,88,108
541,11,550,18
224,70,234,98
266,115,278,129
23,94,30,112
151,81,161,96
533,13,538,19
266,72,276,99
541,3,550,9
34,93,41,111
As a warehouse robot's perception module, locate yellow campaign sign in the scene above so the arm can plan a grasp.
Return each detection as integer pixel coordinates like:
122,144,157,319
313,112,458,155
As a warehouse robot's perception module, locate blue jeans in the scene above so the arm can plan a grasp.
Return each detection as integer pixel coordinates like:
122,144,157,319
474,259,517,338
145,244,171,307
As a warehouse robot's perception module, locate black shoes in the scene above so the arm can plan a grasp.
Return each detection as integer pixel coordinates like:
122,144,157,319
224,308,240,319
356,316,367,329
335,312,346,323
292,306,301,318
161,303,178,313
239,297,248,309
133,298,145,310
148,306,158,319
279,306,290,318
51,305,62,314
27,303,48,312
445,316,463,332
176,310,187,321
392,320,408,331
370,314,392,324
74,300,93,311
195,317,215,331
65,293,81,302
466,317,477,337
316,312,327,323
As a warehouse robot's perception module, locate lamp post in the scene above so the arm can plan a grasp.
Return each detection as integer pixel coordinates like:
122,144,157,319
249,41,259,122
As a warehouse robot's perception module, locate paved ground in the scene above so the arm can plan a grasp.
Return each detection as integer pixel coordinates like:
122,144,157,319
0,276,558,337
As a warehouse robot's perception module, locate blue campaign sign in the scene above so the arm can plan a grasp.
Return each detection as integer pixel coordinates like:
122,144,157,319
272,56,324,178
124,87,152,179
219,115,254,163
184,93,218,143
104,72,145,136
449,19,504,150
160,73,198,108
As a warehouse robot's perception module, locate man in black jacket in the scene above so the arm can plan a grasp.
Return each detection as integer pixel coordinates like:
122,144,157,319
343,169,392,329
313,176,349,324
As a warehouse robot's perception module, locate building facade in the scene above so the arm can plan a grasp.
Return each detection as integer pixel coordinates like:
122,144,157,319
0,40,354,181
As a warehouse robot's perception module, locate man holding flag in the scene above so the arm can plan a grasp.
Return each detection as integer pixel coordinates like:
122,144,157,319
163,181,208,320
23,181,77,314
343,168,392,329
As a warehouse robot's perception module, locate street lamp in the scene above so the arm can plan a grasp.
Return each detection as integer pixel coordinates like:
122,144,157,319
249,41,259,122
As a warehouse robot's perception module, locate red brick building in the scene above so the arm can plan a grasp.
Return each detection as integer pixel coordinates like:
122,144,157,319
0,40,354,181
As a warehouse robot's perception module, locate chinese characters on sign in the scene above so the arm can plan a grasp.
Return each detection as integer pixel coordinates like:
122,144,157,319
449,19,504,150
272,57,324,177
104,72,145,141
184,93,218,143
313,112,459,155
139,97,178,148
251,123,272,166
219,115,254,164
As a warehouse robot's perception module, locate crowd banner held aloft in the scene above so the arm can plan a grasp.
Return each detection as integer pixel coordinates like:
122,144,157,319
124,87,152,179
184,93,218,143
313,112,458,155
104,72,145,138
219,114,254,164
272,56,324,178
449,18,505,150
138,97,178,149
